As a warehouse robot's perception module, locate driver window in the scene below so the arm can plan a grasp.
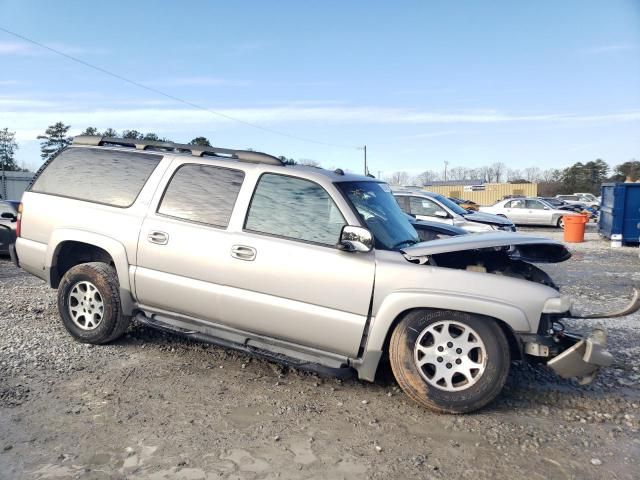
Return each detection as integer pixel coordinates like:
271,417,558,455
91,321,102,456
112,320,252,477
245,174,346,245
509,199,525,209
409,197,441,217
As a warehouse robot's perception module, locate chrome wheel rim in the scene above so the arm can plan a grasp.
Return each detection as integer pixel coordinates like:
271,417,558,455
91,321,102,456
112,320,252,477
68,281,104,330
559,218,565,229
414,321,487,392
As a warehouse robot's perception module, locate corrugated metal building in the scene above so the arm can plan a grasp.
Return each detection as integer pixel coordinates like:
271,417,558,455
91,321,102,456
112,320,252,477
1,171,35,201
424,182,538,206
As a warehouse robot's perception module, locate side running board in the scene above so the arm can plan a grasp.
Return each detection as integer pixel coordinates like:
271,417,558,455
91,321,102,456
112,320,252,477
135,312,356,379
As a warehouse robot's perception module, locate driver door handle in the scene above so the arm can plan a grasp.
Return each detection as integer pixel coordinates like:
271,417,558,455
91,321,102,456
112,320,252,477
231,245,257,261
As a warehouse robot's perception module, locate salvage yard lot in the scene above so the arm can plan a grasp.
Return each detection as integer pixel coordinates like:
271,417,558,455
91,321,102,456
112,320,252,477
1,225,639,480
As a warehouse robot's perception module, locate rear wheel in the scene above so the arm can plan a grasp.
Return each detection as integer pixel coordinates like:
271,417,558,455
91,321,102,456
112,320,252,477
57,262,130,344
389,310,510,413
557,217,565,229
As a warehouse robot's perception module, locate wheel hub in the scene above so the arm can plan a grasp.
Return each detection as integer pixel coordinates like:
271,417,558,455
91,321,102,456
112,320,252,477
68,280,104,330
413,320,487,392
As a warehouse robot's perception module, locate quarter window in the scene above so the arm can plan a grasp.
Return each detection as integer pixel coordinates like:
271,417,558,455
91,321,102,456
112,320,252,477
245,174,345,245
31,147,161,207
158,164,244,227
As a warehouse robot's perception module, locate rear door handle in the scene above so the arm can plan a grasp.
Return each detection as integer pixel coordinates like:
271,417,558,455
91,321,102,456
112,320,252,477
231,245,256,261
148,231,169,245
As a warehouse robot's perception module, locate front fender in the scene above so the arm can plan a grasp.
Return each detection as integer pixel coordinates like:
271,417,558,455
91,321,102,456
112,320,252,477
46,229,135,315
353,290,531,382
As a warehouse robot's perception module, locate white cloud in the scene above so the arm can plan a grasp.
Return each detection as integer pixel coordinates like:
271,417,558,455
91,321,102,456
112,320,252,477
582,44,637,54
145,77,253,87
3,103,639,142
0,42,34,55
0,41,108,56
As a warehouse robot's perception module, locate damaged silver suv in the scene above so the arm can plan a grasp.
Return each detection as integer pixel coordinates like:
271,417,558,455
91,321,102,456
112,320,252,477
13,136,638,413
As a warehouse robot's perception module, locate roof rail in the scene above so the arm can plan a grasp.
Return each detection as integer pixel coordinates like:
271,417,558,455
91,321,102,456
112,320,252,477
72,135,284,166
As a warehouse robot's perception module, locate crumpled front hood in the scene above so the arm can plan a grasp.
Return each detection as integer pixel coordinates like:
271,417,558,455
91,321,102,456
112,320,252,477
401,231,571,263
462,211,513,226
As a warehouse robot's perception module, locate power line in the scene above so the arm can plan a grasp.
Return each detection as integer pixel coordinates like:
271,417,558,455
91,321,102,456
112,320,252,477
0,25,360,150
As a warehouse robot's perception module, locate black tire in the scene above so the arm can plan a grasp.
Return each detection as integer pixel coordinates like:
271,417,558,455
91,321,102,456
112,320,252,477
389,310,510,413
57,262,130,344
556,216,565,229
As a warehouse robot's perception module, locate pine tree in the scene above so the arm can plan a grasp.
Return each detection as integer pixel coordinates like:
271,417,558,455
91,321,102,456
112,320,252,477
102,128,118,137
80,127,100,136
37,122,72,161
189,136,211,147
0,128,19,172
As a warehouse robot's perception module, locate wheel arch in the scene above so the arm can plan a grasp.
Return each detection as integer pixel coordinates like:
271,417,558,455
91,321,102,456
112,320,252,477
354,293,527,381
46,229,135,315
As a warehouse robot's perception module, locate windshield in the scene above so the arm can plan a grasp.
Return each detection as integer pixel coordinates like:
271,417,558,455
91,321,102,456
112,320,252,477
337,181,419,250
432,194,470,215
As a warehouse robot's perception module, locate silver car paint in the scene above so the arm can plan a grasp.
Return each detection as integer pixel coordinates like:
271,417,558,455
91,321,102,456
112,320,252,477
393,191,513,232
16,145,565,381
400,231,563,257
480,198,581,226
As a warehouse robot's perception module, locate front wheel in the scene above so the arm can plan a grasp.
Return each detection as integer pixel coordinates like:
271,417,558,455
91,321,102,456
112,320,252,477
557,217,565,229
389,310,510,413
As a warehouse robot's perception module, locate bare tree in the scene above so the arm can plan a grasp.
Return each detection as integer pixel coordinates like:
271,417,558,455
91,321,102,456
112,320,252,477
298,158,321,167
490,162,506,183
387,171,411,185
506,168,523,182
524,167,542,183
414,170,439,185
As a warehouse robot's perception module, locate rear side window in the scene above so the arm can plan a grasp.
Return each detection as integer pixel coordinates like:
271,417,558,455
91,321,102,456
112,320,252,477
31,147,161,207
158,164,244,228
245,174,345,245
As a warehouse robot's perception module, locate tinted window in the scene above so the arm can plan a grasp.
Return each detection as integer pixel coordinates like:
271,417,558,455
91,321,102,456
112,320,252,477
410,196,442,217
158,164,244,227
245,174,345,245
31,147,160,207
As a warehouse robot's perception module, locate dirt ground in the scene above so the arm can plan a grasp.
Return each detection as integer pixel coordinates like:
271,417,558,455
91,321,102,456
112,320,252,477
1,224,639,479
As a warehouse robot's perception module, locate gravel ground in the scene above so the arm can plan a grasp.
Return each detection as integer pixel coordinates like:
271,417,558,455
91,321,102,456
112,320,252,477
1,224,639,479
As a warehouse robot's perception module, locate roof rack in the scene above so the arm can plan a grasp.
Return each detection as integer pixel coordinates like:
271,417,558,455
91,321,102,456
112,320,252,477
72,135,284,166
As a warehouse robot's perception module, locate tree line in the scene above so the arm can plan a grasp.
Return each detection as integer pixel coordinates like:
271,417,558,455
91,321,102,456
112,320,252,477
386,158,639,196
1,122,638,196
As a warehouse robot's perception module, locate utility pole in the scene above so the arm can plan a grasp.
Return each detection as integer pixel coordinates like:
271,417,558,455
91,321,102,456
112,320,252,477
444,160,449,183
363,145,368,175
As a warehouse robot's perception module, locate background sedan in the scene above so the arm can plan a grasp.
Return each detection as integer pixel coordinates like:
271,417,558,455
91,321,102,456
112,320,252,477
480,197,582,228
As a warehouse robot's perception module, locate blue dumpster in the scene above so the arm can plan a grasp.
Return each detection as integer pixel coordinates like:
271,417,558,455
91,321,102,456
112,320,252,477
598,183,640,244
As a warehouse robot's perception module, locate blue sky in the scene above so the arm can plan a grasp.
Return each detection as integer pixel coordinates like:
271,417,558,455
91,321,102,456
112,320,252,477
0,0,638,176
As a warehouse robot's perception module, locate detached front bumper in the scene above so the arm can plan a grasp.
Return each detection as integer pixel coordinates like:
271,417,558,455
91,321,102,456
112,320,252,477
547,329,613,384
527,289,640,384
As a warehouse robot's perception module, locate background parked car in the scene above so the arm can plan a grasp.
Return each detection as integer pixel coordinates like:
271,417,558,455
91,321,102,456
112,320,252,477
539,197,598,220
480,197,582,228
0,200,18,255
556,194,599,209
448,197,479,211
393,189,516,232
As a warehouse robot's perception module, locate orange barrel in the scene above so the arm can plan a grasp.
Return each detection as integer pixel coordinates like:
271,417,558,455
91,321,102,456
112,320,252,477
563,215,588,243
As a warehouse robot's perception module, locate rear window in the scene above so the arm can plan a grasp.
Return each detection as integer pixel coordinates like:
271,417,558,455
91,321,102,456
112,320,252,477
30,147,161,207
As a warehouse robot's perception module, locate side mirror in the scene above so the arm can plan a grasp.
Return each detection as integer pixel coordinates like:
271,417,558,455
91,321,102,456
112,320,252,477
1,212,16,221
434,210,449,218
337,225,373,253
